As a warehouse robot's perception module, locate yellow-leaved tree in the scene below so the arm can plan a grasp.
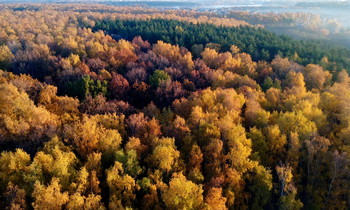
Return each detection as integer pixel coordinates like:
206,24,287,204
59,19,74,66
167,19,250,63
162,172,204,209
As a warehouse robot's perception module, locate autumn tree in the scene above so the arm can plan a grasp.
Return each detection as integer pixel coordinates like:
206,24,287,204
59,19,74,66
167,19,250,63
248,165,273,210
25,137,78,190
303,64,331,90
148,137,180,173
0,45,14,70
110,72,130,99
276,164,303,210
162,173,204,209
32,178,69,210
3,182,27,210
0,82,58,146
205,187,227,210
0,149,31,191
64,116,122,158
106,161,137,208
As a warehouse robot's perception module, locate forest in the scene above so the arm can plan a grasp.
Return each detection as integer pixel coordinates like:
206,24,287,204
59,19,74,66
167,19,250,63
0,4,349,210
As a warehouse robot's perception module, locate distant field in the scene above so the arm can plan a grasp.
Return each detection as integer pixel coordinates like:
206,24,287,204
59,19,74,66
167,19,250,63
296,1,350,9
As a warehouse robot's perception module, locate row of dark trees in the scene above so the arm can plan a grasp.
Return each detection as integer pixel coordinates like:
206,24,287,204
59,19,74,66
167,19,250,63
93,18,350,71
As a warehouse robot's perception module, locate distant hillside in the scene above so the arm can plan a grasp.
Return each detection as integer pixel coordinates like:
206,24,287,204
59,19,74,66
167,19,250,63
296,1,350,9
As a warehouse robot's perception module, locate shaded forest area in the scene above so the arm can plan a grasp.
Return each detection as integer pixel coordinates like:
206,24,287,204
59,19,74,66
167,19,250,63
0,4,349,210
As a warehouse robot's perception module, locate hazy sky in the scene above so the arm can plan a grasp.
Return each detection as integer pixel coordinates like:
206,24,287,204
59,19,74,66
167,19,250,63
4,0,347,1
2,0,349,4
